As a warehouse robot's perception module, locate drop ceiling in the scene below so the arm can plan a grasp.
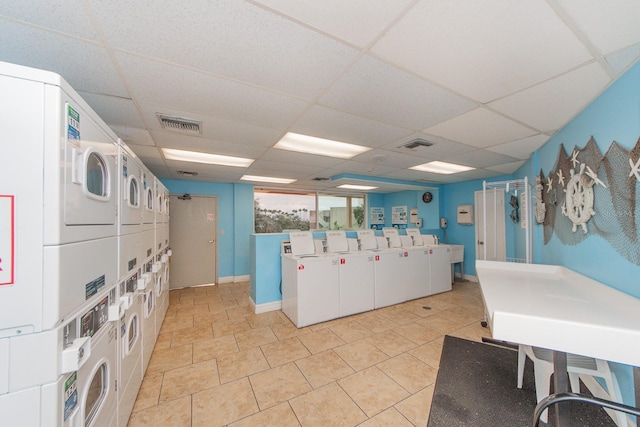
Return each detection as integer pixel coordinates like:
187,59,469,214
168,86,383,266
2,0,640,192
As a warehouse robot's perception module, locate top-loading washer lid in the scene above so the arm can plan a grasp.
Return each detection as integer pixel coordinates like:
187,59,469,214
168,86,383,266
382,228,402,248
326,230,349,253
357,230,378,250
289,231,315,256
405,228,424,246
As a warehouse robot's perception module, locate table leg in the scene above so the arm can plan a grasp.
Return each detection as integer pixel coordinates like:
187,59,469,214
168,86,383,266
553,351,570,425
634,366,640,427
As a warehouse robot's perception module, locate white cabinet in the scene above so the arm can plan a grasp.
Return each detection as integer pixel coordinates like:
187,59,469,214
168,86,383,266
430,245,452,294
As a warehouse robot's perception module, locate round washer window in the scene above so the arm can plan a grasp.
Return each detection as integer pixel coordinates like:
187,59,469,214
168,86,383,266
86,152,107,197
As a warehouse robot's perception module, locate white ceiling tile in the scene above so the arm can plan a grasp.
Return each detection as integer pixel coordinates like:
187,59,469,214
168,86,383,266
245,160,325,179
259,148,346,169
488,62,611,132
424,108,538,148
329,160,398,176
380,169,462,184
0,1,99,40
111,125,155,147
291,105,412,149
137,103,282,148
164,160,246,181
444,150,520,169
319,55,477,130
116,53,310,130
349,148,427,169
381,133,477,160
486,134,550,160
557,0,640,54
79,92,145,128
126,144,163,160
252,0,412,48
456,168,505,181
137,158,172,179
89,0,358,99
151,132,268,160
486,161,526,174
605,43,640,75
0,20,128,97
371,0,593,103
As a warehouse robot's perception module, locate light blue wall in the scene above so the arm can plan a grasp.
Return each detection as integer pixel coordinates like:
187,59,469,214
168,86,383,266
369,189,443,237
525,60,640,299
161,179,253,279
442,60,640,406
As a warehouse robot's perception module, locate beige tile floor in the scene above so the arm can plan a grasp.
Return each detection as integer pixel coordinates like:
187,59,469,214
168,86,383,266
128,280,489,427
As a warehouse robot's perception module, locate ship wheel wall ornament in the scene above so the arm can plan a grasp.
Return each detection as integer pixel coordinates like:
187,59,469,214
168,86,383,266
562,163,605,233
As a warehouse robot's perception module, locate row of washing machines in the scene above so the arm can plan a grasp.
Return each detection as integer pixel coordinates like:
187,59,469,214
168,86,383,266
281,228,452,328
0,61,171,426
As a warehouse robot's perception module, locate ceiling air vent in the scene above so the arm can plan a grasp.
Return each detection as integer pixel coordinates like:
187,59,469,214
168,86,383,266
399,138,434,150
157,114,202,135
177,170,198,177
312,177,330,181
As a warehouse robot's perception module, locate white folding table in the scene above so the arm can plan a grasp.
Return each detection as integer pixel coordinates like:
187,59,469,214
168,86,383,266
476,260,640,426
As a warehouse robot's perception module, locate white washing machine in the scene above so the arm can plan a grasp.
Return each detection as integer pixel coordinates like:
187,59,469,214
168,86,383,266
365,228,409,308
118,143,144,237
0,279,122,395
0,61,118,336
154,250,169,337
118,229,155,285
281,232,340,328
402,229,432,300
141,257,158,372
0,286,119,427
429,245,452,295
117,270,143,427
325,231,374,317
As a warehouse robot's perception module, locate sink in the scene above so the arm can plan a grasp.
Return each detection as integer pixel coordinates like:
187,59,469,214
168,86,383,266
447,244,464,263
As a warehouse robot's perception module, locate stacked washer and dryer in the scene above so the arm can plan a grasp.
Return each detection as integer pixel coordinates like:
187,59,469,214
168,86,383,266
0,61,171,426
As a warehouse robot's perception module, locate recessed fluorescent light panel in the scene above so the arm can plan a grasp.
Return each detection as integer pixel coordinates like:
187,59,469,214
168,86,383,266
274,132,370,159
162,148,253,168
410,161,475,174
240,175,296,184
337,184,378,190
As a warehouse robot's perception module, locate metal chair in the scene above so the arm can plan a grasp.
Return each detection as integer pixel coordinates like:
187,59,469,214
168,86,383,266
517,345,629,426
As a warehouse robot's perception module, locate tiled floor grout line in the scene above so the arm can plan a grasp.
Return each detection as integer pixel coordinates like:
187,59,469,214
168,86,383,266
130,282,486,426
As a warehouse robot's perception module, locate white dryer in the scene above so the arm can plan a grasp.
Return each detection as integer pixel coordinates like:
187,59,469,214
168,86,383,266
118,143,144,236
0,61,118,335
117,270,143,427
325,231,374,317
281,232,340,328
402,229,432,300
140,166,156,232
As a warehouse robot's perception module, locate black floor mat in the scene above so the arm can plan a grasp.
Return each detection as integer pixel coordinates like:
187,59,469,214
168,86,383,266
427,335,616,427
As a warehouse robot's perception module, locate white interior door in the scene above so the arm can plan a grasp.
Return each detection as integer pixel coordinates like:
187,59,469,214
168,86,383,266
169,195,217,288
475,189,506,262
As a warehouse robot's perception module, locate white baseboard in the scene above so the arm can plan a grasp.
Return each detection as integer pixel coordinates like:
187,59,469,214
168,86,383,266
463,274,478,282
217,275,250,284
249,296,282,314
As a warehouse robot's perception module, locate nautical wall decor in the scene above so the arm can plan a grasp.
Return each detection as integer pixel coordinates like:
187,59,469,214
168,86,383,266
540,136,640,266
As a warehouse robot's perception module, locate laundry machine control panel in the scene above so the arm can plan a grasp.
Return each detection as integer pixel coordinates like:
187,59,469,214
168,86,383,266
80,294,110,338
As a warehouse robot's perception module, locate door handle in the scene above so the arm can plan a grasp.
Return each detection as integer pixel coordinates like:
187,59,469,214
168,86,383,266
208,240,215,243
478,240,484,245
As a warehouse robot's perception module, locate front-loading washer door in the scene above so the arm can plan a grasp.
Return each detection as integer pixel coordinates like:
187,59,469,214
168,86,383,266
63,102,117,227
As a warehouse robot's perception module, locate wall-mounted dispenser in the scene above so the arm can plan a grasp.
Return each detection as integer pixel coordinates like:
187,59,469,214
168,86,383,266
457,205,473,225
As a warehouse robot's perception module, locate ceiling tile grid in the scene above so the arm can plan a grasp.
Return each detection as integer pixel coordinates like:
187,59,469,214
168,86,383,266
1,0,640,189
